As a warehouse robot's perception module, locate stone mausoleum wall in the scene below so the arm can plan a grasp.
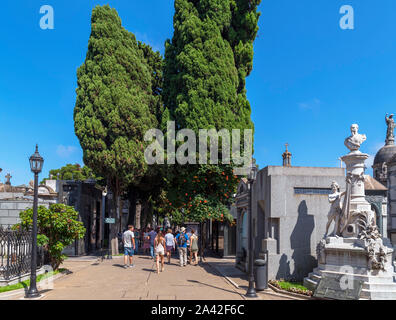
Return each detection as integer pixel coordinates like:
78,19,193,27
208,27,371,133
0,192,53,227
236,166,346,282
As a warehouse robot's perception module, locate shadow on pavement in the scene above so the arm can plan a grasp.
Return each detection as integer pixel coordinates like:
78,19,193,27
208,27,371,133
203,261,248,283
187,279,242,297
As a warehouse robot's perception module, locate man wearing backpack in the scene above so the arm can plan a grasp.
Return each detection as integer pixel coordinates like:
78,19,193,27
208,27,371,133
175,227,189,267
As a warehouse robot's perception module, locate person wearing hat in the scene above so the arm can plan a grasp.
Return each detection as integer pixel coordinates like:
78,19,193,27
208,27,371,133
175,227,189,267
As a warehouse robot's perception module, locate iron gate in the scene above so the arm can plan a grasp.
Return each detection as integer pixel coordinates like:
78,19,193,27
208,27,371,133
0,227,44,281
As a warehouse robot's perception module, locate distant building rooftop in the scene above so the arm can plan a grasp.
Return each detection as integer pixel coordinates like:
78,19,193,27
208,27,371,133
364,175,387,191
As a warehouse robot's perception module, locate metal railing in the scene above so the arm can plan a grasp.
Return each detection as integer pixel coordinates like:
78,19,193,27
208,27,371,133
0,227,44,281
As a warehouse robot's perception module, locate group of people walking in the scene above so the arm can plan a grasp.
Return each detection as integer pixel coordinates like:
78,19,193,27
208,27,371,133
122,225,200,274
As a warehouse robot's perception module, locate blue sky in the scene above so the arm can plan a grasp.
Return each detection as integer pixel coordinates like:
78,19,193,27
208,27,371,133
1,0,395,185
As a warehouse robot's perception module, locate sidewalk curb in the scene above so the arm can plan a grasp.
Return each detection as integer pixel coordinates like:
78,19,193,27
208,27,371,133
205,261,241,290
0,270,70,300
204,261,247,300
205,260,309,301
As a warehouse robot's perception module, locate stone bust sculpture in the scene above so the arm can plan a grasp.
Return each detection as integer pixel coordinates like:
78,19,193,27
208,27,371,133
344,124,366,152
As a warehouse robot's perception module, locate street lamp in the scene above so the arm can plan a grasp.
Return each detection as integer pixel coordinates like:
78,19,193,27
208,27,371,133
101,186,108,259
246,158,258,298
26,145,44,298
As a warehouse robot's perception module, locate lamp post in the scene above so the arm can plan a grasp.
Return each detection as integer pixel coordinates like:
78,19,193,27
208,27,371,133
26,145,44,298
246,158,258,298
101,186,108,259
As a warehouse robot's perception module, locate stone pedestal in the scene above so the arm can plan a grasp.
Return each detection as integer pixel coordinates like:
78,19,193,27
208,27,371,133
340,152,373,238
304,237,396,300
305,137,396,299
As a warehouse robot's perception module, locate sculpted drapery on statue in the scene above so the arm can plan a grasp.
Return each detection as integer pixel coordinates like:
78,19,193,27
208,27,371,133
305,123,396,297
385,113,395,145
324,124,388,270
326,124,368,237
325,181,344,237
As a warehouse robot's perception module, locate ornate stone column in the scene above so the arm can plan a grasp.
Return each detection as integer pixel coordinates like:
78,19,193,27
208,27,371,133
340,125,374,237
341,153,368,205
304,124,396,300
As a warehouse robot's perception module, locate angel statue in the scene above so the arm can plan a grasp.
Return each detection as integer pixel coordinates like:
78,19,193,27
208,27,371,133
325,181,345,237
386,113,395,145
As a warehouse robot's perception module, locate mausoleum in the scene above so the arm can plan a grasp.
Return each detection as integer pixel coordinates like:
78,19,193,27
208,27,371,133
235,146,346,281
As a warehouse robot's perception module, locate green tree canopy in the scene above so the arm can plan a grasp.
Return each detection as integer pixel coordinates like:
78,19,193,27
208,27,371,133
41,163,100,183
74,5,159,209
162,0,261,223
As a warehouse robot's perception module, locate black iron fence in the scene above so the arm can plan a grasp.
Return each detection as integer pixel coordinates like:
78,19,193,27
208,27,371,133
0,227,44,281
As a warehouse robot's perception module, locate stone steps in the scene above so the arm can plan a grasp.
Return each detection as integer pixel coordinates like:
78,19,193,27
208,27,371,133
304,267,396,296
303,278,318,292
362,282,396,291
360,288,396,300
312,268,396,284
310,272,321,282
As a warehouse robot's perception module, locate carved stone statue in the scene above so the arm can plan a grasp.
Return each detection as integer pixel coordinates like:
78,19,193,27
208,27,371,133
379,162,388,181
305,124,396,298
4,173,12,186
386,113,395,145
325,181,344,237
344,124,366,152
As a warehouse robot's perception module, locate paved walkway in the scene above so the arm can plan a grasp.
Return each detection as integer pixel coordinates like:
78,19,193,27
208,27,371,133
7,254,296,300
205,256,299,300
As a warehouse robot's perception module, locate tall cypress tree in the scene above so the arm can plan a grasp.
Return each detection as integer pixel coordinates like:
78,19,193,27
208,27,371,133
74,5,158,251
128,41,165,227
162,0,261,223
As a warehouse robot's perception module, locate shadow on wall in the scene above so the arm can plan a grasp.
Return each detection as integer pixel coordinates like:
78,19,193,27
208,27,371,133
278,200,316,281
276,254,291,280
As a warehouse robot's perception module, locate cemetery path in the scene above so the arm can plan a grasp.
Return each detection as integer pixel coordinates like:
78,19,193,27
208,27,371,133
11,254,296,300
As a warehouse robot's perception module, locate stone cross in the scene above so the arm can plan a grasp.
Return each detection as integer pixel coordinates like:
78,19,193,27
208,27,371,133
4,173,11,185
282,143,292,167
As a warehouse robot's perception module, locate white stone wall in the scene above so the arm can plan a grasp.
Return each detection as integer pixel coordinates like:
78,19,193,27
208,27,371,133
0,199,53,227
